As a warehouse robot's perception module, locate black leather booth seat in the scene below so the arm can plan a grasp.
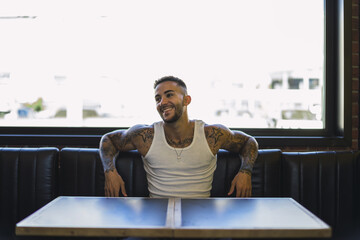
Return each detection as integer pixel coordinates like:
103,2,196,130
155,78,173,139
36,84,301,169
1,147,359,240
0,147,59,240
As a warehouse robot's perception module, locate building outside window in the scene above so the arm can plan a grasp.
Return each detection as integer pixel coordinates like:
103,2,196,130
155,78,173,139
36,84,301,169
0,0,324,130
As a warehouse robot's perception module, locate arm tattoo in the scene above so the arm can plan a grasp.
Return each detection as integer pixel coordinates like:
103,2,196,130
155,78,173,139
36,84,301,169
99,135,118,172
135,128,153,143
208,127,224,144
239,137,258,175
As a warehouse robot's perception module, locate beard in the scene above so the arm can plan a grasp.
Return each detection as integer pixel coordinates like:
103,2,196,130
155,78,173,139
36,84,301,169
159,104,184,123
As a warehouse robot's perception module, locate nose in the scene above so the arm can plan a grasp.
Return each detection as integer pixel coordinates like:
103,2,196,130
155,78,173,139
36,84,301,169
159,97,168,106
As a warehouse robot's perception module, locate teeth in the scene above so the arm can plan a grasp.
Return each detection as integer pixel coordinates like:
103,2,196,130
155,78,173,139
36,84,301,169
162,106,173,112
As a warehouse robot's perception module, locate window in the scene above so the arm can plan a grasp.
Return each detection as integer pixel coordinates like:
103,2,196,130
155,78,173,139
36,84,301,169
0,0,352,147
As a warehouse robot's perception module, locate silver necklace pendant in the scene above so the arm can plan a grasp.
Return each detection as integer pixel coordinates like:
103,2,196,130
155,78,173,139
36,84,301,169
165,135,184,160
174,148,183,160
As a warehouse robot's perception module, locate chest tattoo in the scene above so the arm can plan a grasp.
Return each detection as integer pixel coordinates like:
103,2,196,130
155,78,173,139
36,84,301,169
166,137,193,148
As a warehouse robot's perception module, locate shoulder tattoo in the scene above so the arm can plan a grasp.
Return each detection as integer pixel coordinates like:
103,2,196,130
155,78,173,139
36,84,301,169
205,126,227,151
208,127,224,144
125,127,154,146
136,128,154,143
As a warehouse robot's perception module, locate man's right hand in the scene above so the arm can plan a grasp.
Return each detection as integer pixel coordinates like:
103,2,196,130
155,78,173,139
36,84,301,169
104,169,128,197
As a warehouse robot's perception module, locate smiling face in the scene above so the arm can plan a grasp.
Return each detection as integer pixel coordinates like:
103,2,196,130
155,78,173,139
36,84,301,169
154,81,190,123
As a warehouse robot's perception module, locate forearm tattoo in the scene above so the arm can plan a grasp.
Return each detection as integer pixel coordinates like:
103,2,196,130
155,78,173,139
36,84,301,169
99,134,119,172
239,137,258,175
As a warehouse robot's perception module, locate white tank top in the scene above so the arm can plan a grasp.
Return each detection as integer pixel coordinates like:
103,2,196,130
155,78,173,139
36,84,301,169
142,120,217,198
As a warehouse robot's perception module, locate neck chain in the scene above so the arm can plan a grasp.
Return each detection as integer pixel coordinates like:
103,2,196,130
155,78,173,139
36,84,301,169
165,135,184,160
173,147,184,160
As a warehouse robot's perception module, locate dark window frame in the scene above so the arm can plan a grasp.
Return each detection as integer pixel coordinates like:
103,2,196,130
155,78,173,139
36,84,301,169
0,0,353,148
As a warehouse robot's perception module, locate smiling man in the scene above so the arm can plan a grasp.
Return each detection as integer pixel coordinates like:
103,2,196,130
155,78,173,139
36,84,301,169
99,76,258,198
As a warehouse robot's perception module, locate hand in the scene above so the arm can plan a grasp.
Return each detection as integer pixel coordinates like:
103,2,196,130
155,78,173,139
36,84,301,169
228,171,252,197
104,169,127,197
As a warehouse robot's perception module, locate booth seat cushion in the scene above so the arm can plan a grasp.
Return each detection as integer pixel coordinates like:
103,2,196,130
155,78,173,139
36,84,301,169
282,151,360,240
0,147,58,239
59,148,105,196
213,149,282,197
59,148,283,198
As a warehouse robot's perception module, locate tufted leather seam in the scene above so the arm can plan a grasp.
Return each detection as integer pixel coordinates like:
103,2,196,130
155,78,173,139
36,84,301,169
34,148,38,213
335,151,339,229
15,149,21,224
317,152,322,219
91,150,97,195
315,152,320,217
75,148,79,195
299,152,303,204
262,151,266,197
225,151,229,196
93,149,98,196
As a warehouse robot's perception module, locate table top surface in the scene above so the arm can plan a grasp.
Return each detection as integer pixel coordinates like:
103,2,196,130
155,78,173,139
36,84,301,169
16,197,331,238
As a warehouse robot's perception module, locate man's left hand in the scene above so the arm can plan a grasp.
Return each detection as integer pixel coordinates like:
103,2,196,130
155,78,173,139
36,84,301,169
227,171,252,197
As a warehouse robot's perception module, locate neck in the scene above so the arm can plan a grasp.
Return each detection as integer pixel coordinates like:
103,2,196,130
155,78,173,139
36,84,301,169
163,118,194,147
163,111,191,137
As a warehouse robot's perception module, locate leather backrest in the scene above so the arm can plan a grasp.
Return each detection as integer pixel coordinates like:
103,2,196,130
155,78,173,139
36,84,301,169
59,148,282,198
211,149,282,197
59,148,105,196
0,147,58,233
115,150,149,197
115,149,283,197
282,151,358,235
251,149,282,197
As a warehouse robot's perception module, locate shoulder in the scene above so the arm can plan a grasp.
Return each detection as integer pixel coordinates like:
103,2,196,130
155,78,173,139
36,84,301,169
204,123,254,152
126,124,154,142
203,123,232,152
204,123,232,138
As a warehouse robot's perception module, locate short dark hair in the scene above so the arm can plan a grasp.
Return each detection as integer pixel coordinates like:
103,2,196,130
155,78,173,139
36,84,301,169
154,76,187,94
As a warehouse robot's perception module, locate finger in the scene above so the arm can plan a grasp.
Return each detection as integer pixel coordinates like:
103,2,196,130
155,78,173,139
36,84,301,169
243,189,249,198
114,189,119,197
121,186,128,197
105,184,113,197
236,186,241,197
245,188,251,197
237,186,247,198
228,183,235,196
118,180,126,197
110,184,118,197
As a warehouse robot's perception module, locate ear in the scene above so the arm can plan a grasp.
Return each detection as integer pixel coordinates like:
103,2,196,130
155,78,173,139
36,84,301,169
184,95,191,106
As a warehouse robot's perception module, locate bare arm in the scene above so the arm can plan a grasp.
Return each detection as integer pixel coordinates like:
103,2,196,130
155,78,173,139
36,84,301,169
99,130,135,173
99,125,148,197
229,131,258,176
225,129,258,197
206,124,258,197
218,127,258,175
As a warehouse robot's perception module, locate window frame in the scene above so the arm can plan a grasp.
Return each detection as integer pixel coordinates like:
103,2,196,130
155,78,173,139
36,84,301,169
0,0,353,148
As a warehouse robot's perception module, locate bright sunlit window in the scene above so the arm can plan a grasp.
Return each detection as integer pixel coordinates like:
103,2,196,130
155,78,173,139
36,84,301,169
0,0,324,129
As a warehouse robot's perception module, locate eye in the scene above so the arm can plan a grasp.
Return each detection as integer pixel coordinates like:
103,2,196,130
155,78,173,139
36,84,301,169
155,97,161,103
166,93,173,98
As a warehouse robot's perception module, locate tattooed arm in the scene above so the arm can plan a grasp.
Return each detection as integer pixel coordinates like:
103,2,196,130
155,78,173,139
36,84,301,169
206,124,258,197
99,124,151,197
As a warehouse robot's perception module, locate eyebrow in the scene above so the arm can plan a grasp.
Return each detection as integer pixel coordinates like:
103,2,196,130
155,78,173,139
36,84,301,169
155,90,175,98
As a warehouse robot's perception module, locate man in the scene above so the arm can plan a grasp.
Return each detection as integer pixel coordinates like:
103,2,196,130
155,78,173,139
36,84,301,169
100,76,258,198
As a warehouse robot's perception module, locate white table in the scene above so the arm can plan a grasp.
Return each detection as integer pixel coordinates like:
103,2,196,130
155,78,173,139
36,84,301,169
16,197,331,238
